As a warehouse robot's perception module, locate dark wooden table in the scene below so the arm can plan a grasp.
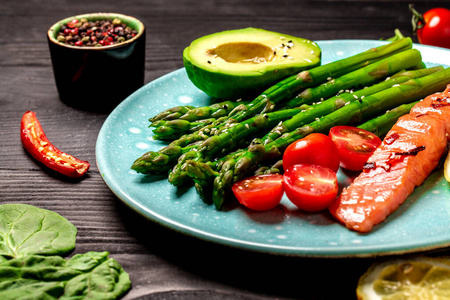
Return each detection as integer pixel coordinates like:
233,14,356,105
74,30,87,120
2,1,450,299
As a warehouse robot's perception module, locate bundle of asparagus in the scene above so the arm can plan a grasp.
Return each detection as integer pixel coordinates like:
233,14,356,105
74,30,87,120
131,37,450,210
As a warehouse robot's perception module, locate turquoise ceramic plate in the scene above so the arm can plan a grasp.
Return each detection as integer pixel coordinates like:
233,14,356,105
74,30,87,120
96,40,450,257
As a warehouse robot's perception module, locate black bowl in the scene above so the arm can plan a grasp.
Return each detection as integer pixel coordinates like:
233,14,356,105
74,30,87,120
48,12,146,112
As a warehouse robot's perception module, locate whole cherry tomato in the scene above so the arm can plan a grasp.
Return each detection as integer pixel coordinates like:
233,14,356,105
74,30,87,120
283,133,340,173
283,164,338,212
329,126,382,171
232,174,284,211
410,4,450,49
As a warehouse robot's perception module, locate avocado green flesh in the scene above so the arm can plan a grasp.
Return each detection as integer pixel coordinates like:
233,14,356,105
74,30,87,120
183,27,321,100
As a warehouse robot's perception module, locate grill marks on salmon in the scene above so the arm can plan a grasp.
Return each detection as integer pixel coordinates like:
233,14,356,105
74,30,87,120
329,85,450,233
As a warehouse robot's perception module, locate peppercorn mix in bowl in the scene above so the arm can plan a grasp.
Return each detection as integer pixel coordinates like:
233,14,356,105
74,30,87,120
47,13,146,112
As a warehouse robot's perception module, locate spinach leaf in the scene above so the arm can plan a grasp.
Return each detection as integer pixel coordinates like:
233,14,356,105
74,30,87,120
0,252,131,300
62,252,132,299
0,204,131,299
0,204,77,259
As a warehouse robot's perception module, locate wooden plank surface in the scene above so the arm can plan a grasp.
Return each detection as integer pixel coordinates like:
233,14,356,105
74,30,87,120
1,1,449,299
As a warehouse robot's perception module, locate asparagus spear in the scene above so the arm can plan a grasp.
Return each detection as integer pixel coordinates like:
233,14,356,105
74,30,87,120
149,105,195,122
131,143,200,175
212,67,450,209
168,116,229,147
149,100,248,124
253,159,284,176
178,100,249,121
357,100,419,137
149,101,251,141
151,118,216,140
384,28,406,42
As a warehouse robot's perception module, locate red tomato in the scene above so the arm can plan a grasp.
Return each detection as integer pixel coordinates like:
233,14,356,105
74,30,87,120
283,164,338,212
232,174,284,211
283,133,340,173
329,126,381,171
21,111,90,178
410,5,450,49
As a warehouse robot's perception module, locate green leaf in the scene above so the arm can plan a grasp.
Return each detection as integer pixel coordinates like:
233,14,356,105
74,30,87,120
65,251,109,272
0,279,64,300
0,204,77,259
0,253,131,300
62,253,132,300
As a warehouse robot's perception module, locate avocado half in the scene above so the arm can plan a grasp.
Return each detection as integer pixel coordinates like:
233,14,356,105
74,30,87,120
183,27,321,100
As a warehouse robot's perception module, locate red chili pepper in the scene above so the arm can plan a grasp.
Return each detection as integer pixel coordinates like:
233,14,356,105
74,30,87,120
20,111,90,178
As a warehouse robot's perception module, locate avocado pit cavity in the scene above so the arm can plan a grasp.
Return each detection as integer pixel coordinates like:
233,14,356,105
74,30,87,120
208,42,275,64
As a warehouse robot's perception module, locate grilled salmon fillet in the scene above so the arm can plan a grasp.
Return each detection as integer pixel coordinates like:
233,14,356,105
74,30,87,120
329,85,450,233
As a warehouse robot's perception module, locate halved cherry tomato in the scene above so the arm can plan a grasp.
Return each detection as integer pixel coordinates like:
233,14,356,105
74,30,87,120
283,133,340,173
21,111,90,178
232,174,283,211
329,126,381,171
283,164,338,212
410,5,450,49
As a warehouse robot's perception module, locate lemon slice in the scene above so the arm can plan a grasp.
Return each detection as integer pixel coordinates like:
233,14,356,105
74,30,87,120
357,257,450,300
444,149,450,182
